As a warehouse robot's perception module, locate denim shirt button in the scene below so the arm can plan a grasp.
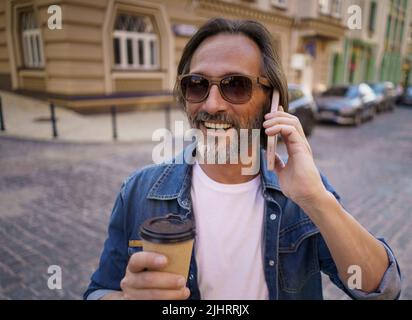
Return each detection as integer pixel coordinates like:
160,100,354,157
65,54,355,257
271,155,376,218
270,214,277,220
189,274,194,281
269,260,275,267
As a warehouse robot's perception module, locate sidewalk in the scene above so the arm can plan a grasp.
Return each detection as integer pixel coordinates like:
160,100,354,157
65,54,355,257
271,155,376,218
0,90,190,143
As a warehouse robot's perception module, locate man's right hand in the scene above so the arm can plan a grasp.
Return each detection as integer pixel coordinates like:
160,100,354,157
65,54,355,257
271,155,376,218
109,251,190,300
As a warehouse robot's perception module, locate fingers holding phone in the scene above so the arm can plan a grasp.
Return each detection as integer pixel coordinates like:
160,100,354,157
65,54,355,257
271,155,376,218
266,90,280,171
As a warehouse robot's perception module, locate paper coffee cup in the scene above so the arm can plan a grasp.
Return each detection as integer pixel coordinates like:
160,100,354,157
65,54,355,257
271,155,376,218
139,214,195,280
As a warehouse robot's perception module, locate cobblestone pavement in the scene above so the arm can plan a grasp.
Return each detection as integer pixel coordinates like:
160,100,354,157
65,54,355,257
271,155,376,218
0,106,411,300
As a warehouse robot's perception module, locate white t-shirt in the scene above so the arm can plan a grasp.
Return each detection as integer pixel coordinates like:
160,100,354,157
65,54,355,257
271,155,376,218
191,162,268,300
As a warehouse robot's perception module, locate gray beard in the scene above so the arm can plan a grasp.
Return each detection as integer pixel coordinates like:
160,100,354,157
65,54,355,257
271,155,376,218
196,133,239,164
187,100,269,165
195,128,261,166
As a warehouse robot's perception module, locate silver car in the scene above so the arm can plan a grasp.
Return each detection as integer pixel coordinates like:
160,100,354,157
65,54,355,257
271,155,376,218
288,84,317,136
368,82,396,112
315,83,378,126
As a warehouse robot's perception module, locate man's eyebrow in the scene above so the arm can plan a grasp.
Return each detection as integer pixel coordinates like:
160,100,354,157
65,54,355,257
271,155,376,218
189,71,248,76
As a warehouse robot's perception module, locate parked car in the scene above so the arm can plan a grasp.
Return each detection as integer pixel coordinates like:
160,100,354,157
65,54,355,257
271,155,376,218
315,83,378,126
395,83,405,104
287,84,317,137
398,86,412,105
368,82,396,112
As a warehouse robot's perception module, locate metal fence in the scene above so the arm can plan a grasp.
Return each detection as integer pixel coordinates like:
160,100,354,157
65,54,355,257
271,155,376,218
0,95,173,140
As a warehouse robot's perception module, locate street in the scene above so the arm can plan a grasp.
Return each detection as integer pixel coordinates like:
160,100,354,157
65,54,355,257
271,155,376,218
0,106,411,299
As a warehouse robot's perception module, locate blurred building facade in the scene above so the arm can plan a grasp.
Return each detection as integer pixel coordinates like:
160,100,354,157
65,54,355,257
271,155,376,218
404,0,412,86
334,0,411,86
0,0,411,109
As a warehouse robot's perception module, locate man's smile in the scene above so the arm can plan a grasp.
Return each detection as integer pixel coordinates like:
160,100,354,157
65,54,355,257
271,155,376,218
201,121,234,131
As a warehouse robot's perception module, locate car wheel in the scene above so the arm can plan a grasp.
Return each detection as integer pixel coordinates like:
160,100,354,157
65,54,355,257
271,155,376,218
370,106,377,119
303,115,315,137
354,112,362,126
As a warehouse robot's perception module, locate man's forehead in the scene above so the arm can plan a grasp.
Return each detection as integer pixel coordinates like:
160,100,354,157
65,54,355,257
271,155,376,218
189,34,262,75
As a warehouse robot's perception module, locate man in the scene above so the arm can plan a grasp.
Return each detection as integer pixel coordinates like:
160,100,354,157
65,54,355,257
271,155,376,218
84,18,401,300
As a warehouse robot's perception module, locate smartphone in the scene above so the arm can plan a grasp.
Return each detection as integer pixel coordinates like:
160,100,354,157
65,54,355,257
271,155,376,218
267,90,280,171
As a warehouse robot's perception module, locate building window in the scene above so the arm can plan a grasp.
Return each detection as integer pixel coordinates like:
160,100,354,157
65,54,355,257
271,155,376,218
368,1,377,33
393,19,398,42
113,13,159,70
319,0,340,17
331,0,341,18
271,0,287,9
319,0,330,15
385,16,391,40
399,21,404,42
20,11,44,68
410,22,412,42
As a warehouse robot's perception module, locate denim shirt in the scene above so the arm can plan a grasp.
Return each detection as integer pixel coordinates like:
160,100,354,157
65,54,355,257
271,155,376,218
84,145,401,300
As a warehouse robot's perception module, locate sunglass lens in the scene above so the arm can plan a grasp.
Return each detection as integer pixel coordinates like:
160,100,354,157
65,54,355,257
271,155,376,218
181,75,209,102
221,76,252,103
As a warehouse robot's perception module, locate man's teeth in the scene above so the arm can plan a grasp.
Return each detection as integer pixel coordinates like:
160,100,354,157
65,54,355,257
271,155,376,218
203,121,233,129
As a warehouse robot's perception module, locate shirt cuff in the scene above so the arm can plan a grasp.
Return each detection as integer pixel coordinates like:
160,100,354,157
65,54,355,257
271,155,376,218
344,241,401,300
86,289,120,300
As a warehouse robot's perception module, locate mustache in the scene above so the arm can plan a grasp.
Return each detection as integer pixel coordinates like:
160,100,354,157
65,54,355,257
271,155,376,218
192,111,239,128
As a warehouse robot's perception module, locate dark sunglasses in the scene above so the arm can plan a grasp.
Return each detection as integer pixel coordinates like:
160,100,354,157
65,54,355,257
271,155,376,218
178,74,271,104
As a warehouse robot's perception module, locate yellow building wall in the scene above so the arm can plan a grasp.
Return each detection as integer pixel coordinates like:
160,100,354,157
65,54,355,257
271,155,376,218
114,78,163,93
161,0,292,76
2,0,299,99
0,0,10,74
38,0,107,94
20,73,46,91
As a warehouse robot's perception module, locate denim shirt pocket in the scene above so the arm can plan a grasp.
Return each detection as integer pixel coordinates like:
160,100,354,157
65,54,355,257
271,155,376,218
278,219,320,293
128,240,143,257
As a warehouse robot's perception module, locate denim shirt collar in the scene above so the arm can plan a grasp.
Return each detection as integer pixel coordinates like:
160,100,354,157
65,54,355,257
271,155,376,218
147,143,283,209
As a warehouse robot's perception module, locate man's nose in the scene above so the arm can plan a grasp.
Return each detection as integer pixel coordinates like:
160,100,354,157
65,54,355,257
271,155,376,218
202,84,227,114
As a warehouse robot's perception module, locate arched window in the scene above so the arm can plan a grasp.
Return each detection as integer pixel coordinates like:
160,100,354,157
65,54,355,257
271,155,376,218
113,13,159,70
20,11,44,68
